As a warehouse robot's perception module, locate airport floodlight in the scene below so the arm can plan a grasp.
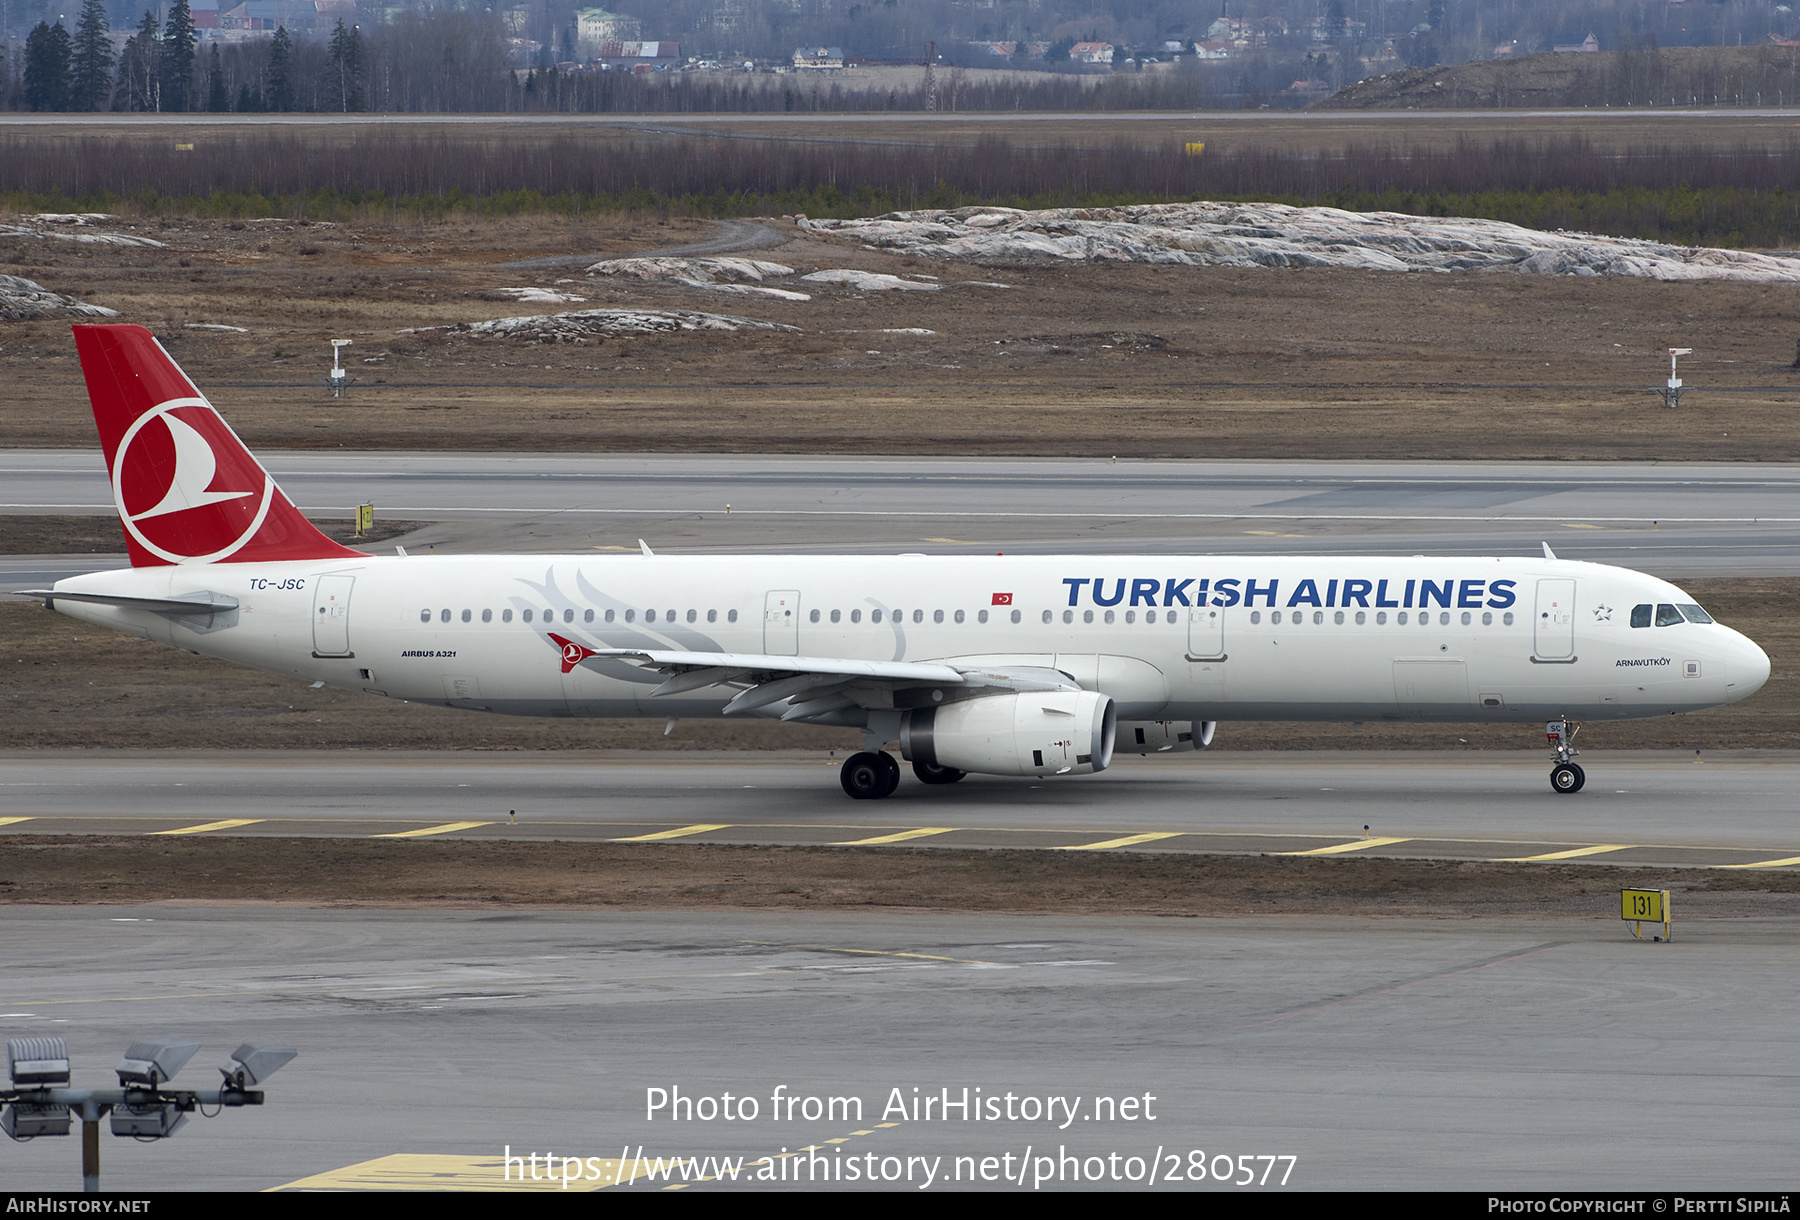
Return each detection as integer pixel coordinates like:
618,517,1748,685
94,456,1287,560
109,1102,188,1139
8,1037,70,1087
218,1044,297,1090
115,1039,201,1088
3,1103,72,1138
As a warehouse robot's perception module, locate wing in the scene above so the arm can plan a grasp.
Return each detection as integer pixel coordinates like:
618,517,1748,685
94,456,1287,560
587,649,1076,722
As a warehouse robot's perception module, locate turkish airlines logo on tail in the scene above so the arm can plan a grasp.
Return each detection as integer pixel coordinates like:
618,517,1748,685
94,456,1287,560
549,633,598,674
112,398,274,564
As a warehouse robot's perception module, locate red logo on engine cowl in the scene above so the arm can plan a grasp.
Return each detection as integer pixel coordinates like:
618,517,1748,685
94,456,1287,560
549,633,597,674
112,399,273,564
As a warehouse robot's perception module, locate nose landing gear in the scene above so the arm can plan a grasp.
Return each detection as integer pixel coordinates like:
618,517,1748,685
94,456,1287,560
841,750,901,799
1546,719,1585,793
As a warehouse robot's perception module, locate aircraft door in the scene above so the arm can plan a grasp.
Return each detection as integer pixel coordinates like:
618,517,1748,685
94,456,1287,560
1187,604,1224,660
312,575,354,657
764,590,800,656
1534,579,1576,660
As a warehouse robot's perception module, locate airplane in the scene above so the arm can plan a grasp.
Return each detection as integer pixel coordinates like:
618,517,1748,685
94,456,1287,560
19,324,1772,799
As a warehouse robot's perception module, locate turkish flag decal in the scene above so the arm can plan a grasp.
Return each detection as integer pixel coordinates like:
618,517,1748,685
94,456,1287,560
991,593,1013,606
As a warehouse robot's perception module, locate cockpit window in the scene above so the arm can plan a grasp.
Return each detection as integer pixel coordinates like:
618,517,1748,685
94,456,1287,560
1655,604,1683,627
1677,603,1714,624
1630,604,1652,628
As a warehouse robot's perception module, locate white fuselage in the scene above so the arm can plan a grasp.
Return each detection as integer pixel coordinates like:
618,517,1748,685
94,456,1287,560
49,553,1769,728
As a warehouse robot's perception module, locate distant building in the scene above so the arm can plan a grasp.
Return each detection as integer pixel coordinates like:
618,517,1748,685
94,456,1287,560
1192,41,1232,59
1553,33,1600,53
1069,41,1114,64
597,41,680,69
577,8,640,56
220,1,318,31
793,46,845,70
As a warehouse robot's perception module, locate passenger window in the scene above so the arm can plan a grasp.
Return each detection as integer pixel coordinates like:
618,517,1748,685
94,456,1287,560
1011,609,1022,624
1397,612,1408,625
1272,611,1282,624
1481,611,1491,626
523,609,533,623
979,609,990,624
419,609,430,623
440,609,451,623
1334,611,1345,625
1678,604,1713,624
645,609,656,623
1376,611,1386,625
809,609,820,623
1656,604,1682,627
1355,611,1365,625
584,609,594,623
503,609,513,623
1251,611,1262,624
707,609,717,623
1460,612,1471,626
1081,610,1091,624
728,609,738,623
1042,610,1052,624
831,609,841,623
482,609,492,623
564,609,575,624
624,609,634,622
461,609,471,623
1101,610,1112,625
1631,604,1652,628
1313,611,1324,625
933,609,944,624
913,609,923,624
872,609,883,623
955,610,966,624
1438,612,1449,626
605,609,616,622
1063,610,1074,624
1503,612,1514,626
851,609,862,623
1125,610,1136,624
687,609,697,623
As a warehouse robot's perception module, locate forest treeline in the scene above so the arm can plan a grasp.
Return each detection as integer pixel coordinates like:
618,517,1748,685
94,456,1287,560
4,128,1800,248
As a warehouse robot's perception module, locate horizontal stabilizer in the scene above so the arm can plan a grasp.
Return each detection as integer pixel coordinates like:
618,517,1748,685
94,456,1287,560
16,589,239,614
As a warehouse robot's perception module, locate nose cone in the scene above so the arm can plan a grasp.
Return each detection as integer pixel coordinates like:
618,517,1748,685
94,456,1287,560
1725,629,1771,703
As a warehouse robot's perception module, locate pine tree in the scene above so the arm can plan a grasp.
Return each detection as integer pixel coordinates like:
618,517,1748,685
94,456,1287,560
24,21,73,112
207,42,227,112
160,0,196,112
267,25,293,112
69,0,113,112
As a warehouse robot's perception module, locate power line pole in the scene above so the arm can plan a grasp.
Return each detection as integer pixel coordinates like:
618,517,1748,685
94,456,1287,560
924,40,936,111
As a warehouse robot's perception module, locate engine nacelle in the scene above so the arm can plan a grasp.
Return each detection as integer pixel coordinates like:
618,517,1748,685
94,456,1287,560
1116,720,1216,754
902,691,1116,778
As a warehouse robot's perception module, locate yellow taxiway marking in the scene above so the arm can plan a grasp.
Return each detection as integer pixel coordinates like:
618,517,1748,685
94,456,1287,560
1561,523,1606,530
920,537,980,545
1501,844,1635,862
1719,855,1800,869
152,818,263,836
834,827,955,845
372,821,493,839
1245,529,1305,538
1277,836,1411,856
0,817,33,828
273,1153,651,1192
615,823,731,842
1057,831,1184,851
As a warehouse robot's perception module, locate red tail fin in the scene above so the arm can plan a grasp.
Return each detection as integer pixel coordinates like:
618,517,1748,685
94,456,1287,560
73,324,364,567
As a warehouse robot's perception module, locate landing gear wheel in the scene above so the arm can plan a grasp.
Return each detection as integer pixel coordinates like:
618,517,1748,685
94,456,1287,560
1550,762,1586,794
841,751,897,800
912,759,966,786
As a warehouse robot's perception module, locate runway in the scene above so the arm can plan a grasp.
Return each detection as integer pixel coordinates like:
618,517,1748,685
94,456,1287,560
3,752,1797,870
6,452,1800,586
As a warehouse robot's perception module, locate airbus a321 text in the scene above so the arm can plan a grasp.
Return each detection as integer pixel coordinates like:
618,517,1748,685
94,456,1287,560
23,325,1772,799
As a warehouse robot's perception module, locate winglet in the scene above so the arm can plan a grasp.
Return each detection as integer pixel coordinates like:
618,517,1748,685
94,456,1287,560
1542,542,1558,561
639,539,655,557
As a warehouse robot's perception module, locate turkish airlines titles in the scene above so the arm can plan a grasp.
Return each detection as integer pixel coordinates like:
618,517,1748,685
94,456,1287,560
1062,576,1520,611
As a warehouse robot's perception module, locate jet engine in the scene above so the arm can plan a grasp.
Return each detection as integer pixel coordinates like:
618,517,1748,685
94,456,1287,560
901,691,1116,777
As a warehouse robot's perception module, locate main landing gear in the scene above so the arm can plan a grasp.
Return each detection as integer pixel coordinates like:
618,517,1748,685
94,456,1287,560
840,751,901,799
1546,719,1585,794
